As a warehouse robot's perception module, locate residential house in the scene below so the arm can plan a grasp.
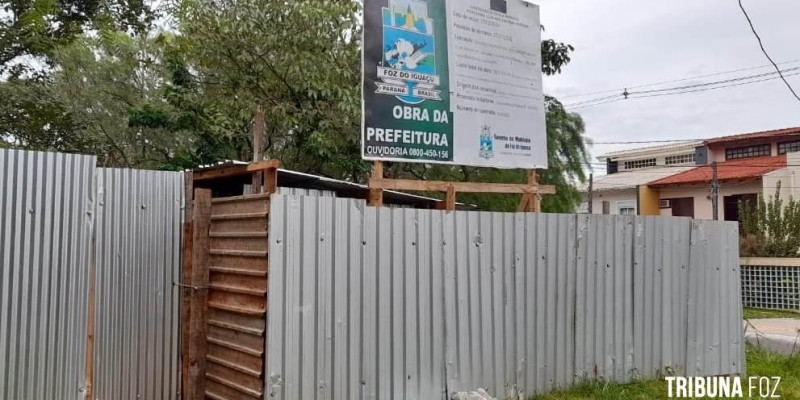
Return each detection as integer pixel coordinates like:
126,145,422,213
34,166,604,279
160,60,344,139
647,127,800,220
580,141,701,215
582,126,800,220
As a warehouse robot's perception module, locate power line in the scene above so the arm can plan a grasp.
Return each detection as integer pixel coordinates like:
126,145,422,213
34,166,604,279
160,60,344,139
631,70,800,100
557,58,800,100
632,67,800,95
566,68,800,109
738,0,800,103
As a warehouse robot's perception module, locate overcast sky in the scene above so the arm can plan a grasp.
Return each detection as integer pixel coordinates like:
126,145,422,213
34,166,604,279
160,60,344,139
535,0,800,168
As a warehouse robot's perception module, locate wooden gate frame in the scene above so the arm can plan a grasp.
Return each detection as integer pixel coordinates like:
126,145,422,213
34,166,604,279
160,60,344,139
181,160,279,400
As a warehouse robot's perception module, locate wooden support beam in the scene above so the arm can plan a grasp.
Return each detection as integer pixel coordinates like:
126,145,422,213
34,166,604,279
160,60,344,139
84,227,97,400
193,159,280,181
368,161,384,207
530,170,541,212
445,185,456,211
516,193,531,212
187,189,212,400
263,164,278,196
180,172,194,400
251,105,265,194
369,177,555,194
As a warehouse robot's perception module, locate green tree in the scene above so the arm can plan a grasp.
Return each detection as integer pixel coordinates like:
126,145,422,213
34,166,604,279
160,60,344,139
45,31,194,168
177,0,366,178
1,0,154,71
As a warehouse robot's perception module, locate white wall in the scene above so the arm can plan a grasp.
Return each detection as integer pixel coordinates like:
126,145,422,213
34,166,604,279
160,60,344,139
658,181,763,220
762,152,800,200
582,188,638,215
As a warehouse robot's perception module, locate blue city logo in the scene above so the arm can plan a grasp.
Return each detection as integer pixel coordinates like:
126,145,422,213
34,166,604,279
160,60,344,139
479,125,494,160
376,0,441,104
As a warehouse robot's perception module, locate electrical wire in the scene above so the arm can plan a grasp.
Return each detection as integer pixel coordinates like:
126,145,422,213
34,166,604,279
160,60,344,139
565,68,800,109
738,0,800,103
557,58,800,100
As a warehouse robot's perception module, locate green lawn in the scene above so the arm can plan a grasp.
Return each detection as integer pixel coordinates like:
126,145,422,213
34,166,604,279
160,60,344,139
527,345,800,400
743,307,800,320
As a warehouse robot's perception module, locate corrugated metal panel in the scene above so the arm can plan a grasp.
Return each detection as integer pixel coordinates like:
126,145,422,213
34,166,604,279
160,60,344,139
267,194,744,399
0,149,96,400
574,215,634,383
686,220,744,376
93,168,184,400
633,217,692,377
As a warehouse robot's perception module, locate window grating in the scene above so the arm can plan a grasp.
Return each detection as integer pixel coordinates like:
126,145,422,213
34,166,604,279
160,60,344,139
665,153,696,165
741,265,800,310
623,158,656,170
726,144,770,160
778,141,800,154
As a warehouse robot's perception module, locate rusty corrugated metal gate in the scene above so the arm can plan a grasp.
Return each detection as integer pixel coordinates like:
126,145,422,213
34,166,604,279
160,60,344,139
199,193,270,399
206,194,270,398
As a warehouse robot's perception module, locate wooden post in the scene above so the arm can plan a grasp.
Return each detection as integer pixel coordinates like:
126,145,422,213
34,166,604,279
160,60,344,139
517,169,540,212
530,170,541,212
252,105,265,194
445,184,456,211
187,188,212,400
84,223,97,399
368,161,384,207
263,162,278,196
180,172,194,400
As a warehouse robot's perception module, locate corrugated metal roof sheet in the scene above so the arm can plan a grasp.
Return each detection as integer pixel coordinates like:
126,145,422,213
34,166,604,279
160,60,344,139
649,155,786,186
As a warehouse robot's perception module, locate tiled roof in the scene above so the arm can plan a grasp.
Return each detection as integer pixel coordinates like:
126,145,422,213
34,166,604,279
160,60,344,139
648,155,787,187
705,127,800,145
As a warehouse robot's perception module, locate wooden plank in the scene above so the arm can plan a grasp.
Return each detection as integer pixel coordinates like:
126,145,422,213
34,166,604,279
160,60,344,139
368,161,384,207
264,164,278,196
181,171,194,400
445,184,456,211
516,194,531,212
84,227,97,400
369,177,556,194
188,188,212,400
530,170,541,212
193,160,280,181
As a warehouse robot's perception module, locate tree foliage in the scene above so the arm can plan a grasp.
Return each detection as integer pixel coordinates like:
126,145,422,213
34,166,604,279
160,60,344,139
176,0,365,178
740,183,800,257
1,0,154,73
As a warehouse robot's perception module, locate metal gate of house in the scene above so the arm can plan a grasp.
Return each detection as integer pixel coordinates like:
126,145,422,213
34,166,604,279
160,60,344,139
187,191,271,400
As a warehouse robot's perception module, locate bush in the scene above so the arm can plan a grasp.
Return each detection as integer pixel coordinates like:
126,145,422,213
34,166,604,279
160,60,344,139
739,182,800,257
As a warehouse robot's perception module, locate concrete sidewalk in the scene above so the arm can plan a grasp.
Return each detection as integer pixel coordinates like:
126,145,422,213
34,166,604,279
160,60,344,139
744,318,800,356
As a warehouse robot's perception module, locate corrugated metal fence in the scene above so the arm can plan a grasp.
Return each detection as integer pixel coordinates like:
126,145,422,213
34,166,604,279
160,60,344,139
93,168,184,400
0,149,96,400
0,149,183,400
266,194,745,400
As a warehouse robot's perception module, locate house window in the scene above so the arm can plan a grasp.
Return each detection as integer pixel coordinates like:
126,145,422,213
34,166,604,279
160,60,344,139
778,141,800,154
665,153,696,165
623,158,656,170
725,144,770,160
617,200,637,215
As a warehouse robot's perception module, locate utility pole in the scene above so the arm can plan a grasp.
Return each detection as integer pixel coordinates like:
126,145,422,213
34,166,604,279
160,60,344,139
711,162,719,220
587,173,594,214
